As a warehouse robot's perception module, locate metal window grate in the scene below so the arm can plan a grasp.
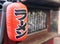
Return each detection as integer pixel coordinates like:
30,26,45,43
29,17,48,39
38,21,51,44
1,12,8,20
28,10,47,34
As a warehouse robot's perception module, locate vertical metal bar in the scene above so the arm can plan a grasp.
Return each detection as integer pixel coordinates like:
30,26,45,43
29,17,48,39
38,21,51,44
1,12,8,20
37,11,39,31
36,10,37,31
40,11,42,30
43,12,45,29
34,11,35,32
39,11,41,29
33,11,35,32
42,11,44,29
40,11,41,30
41,11,43,29
37,11,38,31
31,11,32,32
35,11,36,31
38,11,39,30
32,11,34,32
39,11,40,30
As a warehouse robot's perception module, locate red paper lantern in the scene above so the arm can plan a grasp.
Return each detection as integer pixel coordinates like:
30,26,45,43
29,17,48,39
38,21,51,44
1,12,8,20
6,2,28,41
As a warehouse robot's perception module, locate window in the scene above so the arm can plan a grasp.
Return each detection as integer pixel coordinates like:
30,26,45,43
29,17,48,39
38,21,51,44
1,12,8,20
50,10,58,32
28,9,47,34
